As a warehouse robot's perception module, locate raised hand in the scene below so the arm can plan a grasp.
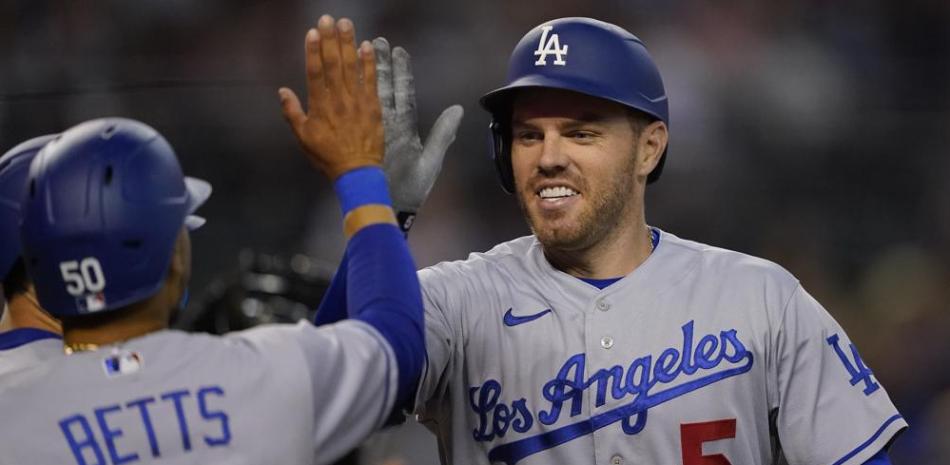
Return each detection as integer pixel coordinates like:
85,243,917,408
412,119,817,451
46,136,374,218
374,37,463,231
280,15,384,180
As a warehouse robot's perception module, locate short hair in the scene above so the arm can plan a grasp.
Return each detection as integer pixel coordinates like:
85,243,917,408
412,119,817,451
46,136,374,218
626,107,656,136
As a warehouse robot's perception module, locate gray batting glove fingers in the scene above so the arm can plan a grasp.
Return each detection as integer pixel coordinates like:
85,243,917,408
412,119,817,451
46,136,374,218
375,40,463,215
392,46,419,132
386,105,464,213
417,104,464,198
373,37,397,143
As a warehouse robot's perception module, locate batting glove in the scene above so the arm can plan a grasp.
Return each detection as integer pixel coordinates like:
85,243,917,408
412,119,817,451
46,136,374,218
374,37,464,234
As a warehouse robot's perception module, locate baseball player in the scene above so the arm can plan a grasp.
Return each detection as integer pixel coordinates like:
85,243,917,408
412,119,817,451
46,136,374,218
310,18,906,465
0,135,64,375
0,15,424,465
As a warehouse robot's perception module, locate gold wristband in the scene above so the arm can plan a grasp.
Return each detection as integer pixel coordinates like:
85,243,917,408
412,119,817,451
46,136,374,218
343,204,397,239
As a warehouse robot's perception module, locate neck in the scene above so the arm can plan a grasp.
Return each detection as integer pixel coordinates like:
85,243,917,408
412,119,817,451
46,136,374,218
544,217,653,279
0,288,62,334
62,298,170,350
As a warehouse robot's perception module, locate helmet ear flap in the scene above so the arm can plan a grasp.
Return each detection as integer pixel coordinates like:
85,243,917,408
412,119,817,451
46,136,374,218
489,120,515,194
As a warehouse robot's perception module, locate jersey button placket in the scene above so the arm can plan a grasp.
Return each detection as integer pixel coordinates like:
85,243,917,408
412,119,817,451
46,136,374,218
596,297,614,349
610,454,623,465
588,294,618,465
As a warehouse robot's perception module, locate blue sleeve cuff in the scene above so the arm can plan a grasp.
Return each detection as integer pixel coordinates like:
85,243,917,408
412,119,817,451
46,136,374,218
333,167,392,215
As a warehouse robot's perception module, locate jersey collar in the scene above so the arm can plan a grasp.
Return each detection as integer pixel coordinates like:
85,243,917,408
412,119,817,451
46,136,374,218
0,327,62,351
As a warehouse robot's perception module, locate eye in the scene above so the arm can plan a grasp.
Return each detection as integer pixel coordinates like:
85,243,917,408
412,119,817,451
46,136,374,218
568,130,597,141
514,130,542,143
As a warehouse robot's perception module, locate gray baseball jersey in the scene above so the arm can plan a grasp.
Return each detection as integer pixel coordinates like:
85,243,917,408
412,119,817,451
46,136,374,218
0,329,63,377
415,229,906,465
0,320,397,465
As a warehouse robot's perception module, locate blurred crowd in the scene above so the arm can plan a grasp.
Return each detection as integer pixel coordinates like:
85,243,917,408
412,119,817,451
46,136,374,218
2,0,948,463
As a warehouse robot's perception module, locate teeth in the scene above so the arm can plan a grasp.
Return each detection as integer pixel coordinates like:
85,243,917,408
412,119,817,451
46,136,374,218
538,186,578,199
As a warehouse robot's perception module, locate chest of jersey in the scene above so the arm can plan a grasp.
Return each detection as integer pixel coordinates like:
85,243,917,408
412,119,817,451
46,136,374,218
459,276,775,465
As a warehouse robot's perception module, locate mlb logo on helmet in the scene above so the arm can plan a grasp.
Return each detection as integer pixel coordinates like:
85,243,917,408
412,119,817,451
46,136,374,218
77,292,107,312
103,350,143,377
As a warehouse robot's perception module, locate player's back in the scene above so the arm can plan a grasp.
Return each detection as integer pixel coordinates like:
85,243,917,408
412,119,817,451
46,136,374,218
0,329,63,378
0,320,396,465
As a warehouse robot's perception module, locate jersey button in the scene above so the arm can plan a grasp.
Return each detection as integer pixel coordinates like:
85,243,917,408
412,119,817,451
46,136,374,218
600,336,614,349
596,299,610,311
610,455,623,465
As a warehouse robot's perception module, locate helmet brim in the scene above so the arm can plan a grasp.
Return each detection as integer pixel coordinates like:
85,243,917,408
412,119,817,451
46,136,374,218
480,75,667,124
184,177,212,231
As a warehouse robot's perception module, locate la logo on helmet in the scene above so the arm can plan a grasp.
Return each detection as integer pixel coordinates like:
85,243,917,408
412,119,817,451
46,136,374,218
534,26,568,66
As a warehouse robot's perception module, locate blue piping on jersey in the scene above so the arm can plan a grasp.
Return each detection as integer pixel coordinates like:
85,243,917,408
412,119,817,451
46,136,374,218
832,414,904,465
0,327,61,350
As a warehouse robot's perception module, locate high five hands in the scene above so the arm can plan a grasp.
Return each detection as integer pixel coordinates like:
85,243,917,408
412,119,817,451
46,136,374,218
280,15,384,180
280,15,464,235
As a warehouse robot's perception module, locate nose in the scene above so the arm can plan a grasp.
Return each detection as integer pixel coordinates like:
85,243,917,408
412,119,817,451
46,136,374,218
537,132,569,176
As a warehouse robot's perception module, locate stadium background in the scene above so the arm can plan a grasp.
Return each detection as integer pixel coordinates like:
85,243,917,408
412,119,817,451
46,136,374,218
2,1,948,463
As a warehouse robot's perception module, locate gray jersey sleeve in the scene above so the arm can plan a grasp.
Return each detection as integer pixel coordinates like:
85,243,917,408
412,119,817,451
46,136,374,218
238,320,398,462
773,285,906,465
413,266,459,417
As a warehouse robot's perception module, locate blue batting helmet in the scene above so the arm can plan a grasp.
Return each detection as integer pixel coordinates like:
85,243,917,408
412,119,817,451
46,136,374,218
0,134,58,280
20,118,211,316
480,17,670,193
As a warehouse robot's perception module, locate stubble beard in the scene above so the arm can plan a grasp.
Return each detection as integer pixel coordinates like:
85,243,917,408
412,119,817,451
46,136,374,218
516,154,639,254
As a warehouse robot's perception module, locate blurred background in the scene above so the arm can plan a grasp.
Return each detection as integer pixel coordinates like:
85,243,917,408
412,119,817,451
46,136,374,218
2,0,948,463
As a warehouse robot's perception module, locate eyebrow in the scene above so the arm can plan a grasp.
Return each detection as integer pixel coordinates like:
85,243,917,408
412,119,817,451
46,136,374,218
511,112,609,128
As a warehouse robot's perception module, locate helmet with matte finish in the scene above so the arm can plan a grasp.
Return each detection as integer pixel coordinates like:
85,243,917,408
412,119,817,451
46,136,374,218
480,17,670,193
0,134,58,280
20,117,211,316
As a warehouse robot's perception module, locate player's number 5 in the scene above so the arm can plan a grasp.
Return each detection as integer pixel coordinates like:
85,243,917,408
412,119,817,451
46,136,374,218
60,258,106,296
681,418,736,465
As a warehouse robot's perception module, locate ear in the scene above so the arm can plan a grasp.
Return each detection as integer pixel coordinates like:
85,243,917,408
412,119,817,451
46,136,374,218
167,228,191,289
636,120,668,178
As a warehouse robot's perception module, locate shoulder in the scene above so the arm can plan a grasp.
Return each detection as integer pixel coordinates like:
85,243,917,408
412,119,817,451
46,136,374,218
419,235,537,284
225,320,386,353
659,230,800,294
133,327,310,362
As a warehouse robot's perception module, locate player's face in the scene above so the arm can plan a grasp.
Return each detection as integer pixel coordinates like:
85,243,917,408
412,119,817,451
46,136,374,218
510,89,642,251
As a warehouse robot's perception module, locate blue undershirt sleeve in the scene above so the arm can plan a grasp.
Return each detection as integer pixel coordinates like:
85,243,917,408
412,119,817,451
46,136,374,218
346,224,424,413
326,167,425,415
861,448,892,465
314,250,347,326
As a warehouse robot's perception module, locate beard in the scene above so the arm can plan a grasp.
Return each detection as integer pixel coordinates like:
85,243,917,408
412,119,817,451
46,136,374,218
516,151,639,253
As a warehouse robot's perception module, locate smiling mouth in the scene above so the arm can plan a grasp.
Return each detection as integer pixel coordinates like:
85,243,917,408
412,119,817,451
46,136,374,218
537,186,579,200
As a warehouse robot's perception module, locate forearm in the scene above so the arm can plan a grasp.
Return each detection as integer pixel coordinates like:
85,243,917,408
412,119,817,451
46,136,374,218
334,167,425,411
313,251,347,326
